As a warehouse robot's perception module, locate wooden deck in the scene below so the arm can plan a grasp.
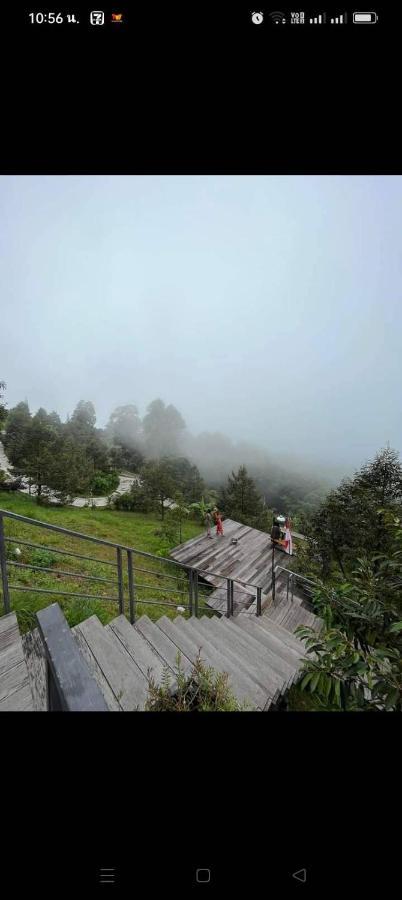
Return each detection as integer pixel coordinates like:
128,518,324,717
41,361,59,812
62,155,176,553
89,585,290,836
170,518,293,614
0,612,35,711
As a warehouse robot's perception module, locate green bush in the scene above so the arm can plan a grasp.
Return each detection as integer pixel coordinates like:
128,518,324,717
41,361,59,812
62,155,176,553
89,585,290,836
114,484,155,513
145,654,248,711
29,549,55,569
90,471,120,496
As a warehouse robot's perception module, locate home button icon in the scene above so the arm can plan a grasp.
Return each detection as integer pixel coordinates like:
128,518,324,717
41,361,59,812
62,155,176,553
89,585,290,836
196,868,211,883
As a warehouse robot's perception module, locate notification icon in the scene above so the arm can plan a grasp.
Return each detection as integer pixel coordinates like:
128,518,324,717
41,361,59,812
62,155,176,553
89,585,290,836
111,12,123,22
90,11,104,25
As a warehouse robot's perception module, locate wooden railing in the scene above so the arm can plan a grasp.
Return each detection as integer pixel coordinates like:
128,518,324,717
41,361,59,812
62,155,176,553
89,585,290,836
36,603,109,711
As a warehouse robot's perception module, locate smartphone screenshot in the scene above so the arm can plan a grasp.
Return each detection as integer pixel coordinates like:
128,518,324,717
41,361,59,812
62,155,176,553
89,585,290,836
0,5,399,894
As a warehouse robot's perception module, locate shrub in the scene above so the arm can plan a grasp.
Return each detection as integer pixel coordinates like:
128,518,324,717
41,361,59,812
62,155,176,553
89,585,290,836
29,549,56,569
90,471,120,496
114,484,155,513
145,654,248,711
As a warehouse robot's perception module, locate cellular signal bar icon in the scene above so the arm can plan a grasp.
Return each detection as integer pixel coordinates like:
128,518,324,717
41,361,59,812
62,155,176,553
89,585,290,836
309,13,326,24
330,12,348,23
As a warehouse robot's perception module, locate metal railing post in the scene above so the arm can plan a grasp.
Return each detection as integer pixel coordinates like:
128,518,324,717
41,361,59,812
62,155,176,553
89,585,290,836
272,566,276,606
226,578,233,618
0,514,10,614
193,570,199,618
116,547,124,616
127,549,135,624
231,580,234,616
256,586,262,617
188,568,194,616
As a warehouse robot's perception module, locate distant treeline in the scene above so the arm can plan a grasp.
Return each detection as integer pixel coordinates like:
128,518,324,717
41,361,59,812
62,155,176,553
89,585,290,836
0,385,329,518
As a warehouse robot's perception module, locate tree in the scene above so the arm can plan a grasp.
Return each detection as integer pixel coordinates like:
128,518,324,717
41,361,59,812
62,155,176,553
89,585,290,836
219,465,268,528
0,380,7,428
109,442,144,473
21,408,60,501
69,400,96,435
306,447,402,579
142,398,186,458
164,493,189,544
3,402,32,470
106,404,142,448
162,456,204,503
140,459,178,519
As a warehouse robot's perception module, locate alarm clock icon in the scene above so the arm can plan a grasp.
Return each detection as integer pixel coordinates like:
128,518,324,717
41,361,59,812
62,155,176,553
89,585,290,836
251,11,264,24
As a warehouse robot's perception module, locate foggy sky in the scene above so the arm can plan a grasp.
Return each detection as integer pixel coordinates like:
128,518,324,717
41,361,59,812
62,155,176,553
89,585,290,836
1,175,401,476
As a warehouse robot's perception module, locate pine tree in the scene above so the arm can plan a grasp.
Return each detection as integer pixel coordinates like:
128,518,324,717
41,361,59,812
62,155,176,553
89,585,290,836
220,465,267,528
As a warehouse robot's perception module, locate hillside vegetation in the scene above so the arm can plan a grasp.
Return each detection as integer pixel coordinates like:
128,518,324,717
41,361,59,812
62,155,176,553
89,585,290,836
0,491,204,633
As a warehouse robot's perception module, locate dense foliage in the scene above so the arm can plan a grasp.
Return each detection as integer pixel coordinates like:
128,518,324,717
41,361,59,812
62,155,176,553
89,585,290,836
292,449,402,711
219,464,273,531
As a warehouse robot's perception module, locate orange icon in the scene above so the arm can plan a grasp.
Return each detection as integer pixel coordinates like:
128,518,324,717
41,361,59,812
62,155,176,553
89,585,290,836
111,12,123,22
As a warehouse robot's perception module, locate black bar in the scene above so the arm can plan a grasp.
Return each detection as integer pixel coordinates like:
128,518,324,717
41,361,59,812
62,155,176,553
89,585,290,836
127,549,135,625
226,579,232,618
0,514,10,614
7,583,118,602
193,570,199,618
36,603,109,711
7,560,116,585
116,547,124,616
4,537,118,567
188,569,193,616
256,587,262,617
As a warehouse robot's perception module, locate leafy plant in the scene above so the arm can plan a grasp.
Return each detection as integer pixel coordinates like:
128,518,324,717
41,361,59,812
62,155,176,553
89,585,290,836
145,653,248,711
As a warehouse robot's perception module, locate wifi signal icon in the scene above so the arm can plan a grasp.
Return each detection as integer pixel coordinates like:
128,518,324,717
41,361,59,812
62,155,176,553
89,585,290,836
269,10,287,24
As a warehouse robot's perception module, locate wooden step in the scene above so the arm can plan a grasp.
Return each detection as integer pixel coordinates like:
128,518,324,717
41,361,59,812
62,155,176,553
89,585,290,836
193,616,284,699
21,627,47,711
264,601,321,633
0,613,35,711
219,617,298,685
257,615,312,652
72,623,121,711
107,615,165,684
135,615,193,676
72,615,149,710
235,616,305,672
178,616,273,709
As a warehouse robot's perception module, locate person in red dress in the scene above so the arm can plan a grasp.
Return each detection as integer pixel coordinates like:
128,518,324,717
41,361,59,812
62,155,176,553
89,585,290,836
215,511,224,535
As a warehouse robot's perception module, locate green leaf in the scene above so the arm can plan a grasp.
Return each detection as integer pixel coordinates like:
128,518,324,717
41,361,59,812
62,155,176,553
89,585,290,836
309,672,321,693
334,680,341,707
389,621,402,633
385,688,400,710
300,672,314,691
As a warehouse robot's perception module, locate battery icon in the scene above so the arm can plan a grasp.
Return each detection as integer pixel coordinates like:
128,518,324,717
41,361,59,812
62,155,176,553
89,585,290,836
353,12,378,23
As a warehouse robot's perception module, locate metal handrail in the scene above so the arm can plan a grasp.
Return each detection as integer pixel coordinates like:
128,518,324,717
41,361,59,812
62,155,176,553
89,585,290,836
0,507,267,622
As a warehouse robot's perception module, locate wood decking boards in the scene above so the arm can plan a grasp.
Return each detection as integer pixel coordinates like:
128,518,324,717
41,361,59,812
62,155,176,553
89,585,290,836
0,613,35,711
170,518,293,613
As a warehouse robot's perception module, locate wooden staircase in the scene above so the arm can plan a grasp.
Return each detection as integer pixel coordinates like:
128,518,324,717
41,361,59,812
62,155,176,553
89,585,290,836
0,604,313,711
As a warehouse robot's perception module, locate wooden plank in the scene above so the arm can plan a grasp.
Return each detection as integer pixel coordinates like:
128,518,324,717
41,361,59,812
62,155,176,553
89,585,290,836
0,681,35,711
135,615,193,676
72,624,121,711
36,604,109,711
197,617,284,696
21,628,48,711
107,615,166,683
170,518,294,616
75,614,149,710
0,612,35,711
180,617,272,709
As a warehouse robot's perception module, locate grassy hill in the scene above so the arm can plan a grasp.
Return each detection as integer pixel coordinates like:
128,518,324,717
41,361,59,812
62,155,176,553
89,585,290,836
0,492,204,633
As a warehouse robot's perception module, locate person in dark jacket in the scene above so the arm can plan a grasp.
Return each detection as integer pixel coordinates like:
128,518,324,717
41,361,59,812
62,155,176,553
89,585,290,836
271,519,281,542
